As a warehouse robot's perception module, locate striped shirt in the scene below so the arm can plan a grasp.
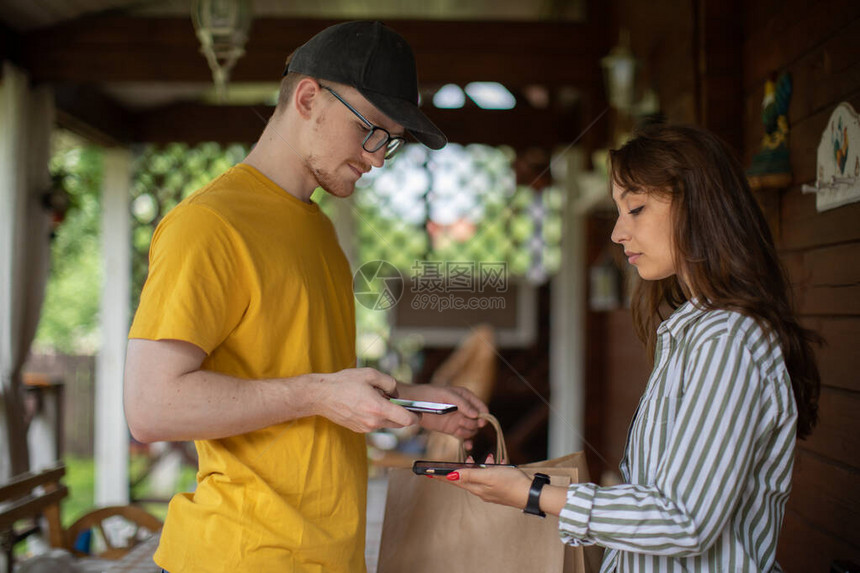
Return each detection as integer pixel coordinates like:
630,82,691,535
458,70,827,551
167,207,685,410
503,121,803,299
559,300,797,572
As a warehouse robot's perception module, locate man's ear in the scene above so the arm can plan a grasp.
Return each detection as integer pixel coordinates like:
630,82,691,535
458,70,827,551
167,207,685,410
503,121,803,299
293,78,322,120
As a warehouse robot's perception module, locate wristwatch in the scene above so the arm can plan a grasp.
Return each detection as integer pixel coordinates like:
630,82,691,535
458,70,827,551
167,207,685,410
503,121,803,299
523,472,551,517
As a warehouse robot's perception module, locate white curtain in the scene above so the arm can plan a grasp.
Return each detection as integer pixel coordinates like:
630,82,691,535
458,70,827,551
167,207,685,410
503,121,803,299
0,63,55,480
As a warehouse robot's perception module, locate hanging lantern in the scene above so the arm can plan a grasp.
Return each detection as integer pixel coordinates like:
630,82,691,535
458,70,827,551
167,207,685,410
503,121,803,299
601,30,637,114
192,0,253,102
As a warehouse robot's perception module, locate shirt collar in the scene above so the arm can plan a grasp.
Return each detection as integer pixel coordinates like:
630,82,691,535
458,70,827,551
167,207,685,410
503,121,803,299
657,298,707,340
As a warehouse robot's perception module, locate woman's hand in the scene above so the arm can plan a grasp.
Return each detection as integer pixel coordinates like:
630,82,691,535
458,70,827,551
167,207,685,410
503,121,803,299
443,464,533,509
436,454,569,517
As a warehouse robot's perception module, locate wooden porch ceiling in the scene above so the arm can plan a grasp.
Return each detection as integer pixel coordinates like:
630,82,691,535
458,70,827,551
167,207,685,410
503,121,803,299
6,15,612,148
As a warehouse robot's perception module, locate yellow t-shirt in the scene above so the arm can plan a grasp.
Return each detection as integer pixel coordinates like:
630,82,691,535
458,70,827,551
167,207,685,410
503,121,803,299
129,164,365,572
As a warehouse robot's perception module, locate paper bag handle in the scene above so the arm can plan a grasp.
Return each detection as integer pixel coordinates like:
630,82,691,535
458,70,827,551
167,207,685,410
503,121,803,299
458,413,509,464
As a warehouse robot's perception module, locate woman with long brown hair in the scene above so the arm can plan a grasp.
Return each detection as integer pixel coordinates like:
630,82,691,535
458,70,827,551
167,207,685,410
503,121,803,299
439,123,820,571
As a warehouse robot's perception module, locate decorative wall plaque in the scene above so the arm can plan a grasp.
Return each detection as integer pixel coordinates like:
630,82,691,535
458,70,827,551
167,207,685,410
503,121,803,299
801,102,860,212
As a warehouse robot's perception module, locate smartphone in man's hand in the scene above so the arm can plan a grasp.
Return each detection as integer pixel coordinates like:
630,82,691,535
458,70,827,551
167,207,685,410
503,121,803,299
389,398,457,415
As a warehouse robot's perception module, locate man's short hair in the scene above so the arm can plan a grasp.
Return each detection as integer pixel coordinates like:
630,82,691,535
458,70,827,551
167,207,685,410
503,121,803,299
275,53,306,113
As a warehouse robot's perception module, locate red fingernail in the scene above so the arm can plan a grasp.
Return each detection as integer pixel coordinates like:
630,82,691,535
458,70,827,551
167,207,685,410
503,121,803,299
446,471,460,481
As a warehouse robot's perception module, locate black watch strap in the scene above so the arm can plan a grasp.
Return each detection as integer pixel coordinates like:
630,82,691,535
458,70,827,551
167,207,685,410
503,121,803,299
523,472,551,518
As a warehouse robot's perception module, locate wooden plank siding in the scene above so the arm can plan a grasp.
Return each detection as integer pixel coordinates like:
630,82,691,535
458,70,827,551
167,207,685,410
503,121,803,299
800,388,860,468
744,0,860,569
801,317,860,393
780,185,860,252
780,509,860,573
788,448,860,549
742,0,860,92
783,242,860,316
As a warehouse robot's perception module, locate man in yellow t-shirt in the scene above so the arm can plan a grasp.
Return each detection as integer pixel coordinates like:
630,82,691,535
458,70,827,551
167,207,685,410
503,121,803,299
124,21,488,572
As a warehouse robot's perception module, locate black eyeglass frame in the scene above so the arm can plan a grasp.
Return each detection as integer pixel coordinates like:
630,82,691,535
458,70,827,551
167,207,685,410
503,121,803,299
320,85,407,159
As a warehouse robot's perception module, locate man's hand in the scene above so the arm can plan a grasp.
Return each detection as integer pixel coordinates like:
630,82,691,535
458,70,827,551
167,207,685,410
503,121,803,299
395,384,489,440
312,368,420,433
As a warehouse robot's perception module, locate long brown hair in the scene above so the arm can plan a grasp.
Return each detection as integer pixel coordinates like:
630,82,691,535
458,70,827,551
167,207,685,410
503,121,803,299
608,123,820,439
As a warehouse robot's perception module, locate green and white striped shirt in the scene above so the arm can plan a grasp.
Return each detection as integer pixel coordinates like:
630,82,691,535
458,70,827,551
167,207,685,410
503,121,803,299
559,300,797,572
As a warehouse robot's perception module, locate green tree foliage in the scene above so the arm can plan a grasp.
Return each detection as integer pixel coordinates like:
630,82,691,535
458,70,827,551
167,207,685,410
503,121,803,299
130,142,249,312
34,132,104,354
353,143,562,274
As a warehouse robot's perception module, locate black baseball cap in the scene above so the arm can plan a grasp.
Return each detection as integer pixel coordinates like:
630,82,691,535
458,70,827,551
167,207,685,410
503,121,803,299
285,20,447,150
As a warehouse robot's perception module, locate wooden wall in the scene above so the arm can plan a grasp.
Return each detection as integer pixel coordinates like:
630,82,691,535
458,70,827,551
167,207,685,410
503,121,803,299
743,0,860,569
615,0,698,126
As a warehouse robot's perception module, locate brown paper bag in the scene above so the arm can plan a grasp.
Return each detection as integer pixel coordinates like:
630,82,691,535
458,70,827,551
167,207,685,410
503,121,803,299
377,415,601,573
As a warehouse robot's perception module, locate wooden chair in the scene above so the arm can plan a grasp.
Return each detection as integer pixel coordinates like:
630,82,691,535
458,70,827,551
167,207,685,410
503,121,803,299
65,504,163,560
0,463,162,569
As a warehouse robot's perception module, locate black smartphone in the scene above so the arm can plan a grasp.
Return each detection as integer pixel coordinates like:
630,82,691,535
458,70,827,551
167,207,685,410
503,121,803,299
389,398,457,415
412,460,517,476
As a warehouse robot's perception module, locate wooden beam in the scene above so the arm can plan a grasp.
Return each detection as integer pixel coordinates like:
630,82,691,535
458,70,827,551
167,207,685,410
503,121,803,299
52,83,134,146
0,22,24,75
133,103,275,145
426,107,583,149
22,17,609,88
132,102,583,148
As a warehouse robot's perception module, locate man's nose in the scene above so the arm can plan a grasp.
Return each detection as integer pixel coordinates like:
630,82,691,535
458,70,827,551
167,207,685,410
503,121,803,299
363,146,386,169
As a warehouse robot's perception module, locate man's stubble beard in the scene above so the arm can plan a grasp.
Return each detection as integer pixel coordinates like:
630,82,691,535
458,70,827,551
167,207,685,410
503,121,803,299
304,153,356,199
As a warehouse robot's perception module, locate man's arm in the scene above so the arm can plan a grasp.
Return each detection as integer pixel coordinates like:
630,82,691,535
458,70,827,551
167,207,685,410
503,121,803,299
124,338,420,443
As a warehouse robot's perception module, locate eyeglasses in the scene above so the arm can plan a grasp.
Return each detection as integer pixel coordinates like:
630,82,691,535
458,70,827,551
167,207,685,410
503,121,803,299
320,85,407,159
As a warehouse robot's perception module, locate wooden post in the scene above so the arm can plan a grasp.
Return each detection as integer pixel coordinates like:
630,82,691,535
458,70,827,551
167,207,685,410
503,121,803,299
695,0,743,153
548,148,588,457
0,63,32,482
95,148,131,506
